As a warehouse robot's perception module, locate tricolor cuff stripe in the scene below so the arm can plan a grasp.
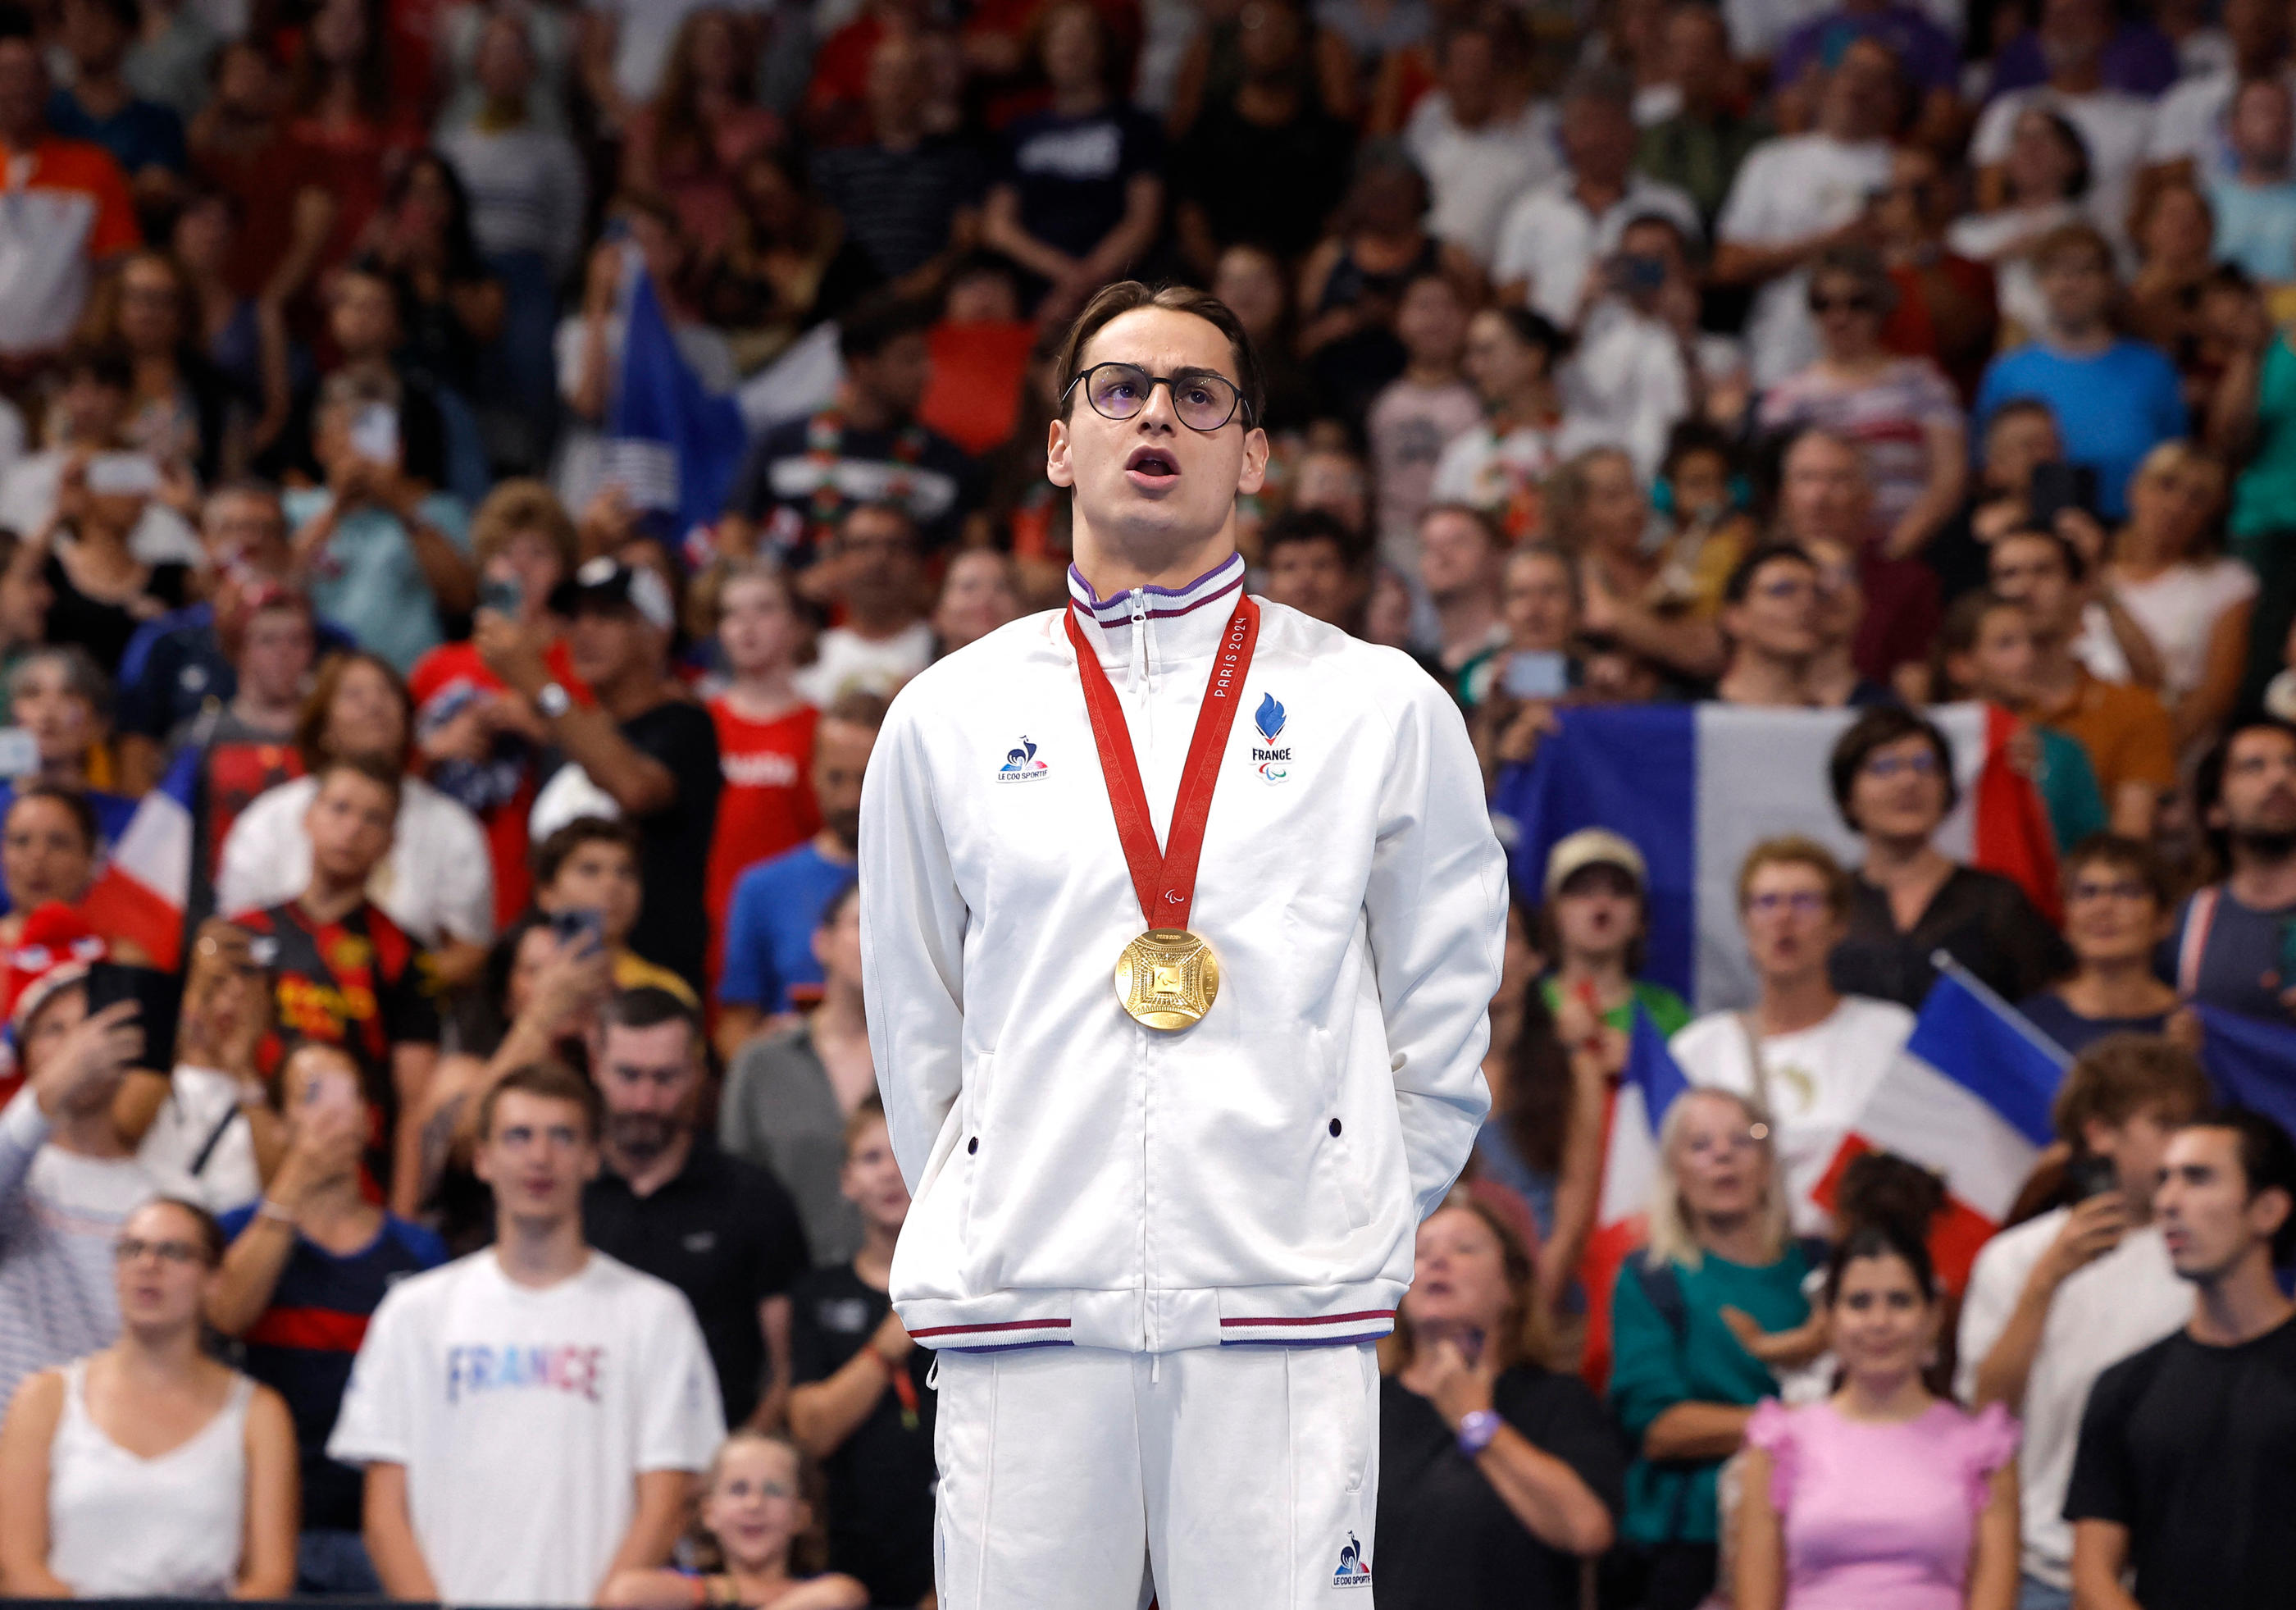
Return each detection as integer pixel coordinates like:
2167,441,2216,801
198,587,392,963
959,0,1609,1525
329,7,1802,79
1219,1309,1396,1329
909,1317,1074,1340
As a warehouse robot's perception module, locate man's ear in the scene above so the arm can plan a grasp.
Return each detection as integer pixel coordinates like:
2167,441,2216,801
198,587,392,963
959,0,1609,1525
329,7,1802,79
1237,426,1269,497
1046,417,1075,489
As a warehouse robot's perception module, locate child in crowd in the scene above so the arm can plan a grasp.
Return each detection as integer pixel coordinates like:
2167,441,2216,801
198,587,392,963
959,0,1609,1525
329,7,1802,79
599,1432,867,1610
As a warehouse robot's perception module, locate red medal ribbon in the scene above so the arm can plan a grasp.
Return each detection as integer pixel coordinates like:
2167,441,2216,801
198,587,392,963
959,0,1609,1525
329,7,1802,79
1064,595,1260,932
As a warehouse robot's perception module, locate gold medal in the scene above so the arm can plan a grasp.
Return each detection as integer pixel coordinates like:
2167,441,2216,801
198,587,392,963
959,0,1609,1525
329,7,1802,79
1114,928,1221,1030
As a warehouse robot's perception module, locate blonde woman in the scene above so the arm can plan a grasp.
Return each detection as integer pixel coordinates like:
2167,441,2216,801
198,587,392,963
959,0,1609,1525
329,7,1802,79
1375,1195,1625,1610
1607,1088,1815,1610
601,1430,865,1610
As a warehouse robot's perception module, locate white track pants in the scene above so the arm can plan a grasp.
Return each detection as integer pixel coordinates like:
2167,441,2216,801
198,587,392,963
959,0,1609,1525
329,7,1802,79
932,1343,1383,1610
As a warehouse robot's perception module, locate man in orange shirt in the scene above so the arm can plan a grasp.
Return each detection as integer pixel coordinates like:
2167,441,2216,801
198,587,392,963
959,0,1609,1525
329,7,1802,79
1991,524,2177,838
0,5,139,370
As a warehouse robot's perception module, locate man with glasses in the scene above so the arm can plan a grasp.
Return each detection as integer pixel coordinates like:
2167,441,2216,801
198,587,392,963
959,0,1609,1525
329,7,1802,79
1672,836,1914,1232
859,280,1508,1608
2017,835,2180,1052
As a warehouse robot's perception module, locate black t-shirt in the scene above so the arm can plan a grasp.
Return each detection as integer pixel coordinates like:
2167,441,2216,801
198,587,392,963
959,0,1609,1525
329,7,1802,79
43,554,192,675
2065,1312,2296,1610
582,1140,810,1427
1829,864,2073,1009
1173,98,1355,262
613,697,721,992
788,1265,936,1608
725,410,978,559
810,137,986,283
1001,103,1163,260
1374,1365,1629,1610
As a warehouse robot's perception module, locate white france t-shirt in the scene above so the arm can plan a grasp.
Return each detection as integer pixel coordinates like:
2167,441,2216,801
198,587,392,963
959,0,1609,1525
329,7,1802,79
329,1248,725,1607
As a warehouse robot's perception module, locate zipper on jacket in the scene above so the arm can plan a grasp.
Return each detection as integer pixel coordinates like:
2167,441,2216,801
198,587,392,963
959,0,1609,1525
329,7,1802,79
1128,591,1154,759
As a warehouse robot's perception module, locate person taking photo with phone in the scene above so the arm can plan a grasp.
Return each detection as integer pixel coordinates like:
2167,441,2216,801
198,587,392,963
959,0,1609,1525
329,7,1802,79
205,1042,446,1595
531,816,695,1007
1956,1036,2207,1610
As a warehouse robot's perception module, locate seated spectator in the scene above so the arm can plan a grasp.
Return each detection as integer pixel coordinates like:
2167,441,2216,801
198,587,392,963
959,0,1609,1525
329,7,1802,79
2065,1110,2296,1610
0,788,129,953
327,1061,724,1606
1556,212,1706,482
1770,0,1958,133
1934,589,2110,854
1558,447,1725,682
1292,153,1463,428
1543,830,1691,1051
2125,176,2221,412
532,817,696,1006
1711,40,1898,391
80,249,233,486
723,882,872,1262
1773,426,1943,701
785,1098,936,1606
929,548,1023,654
1872,141,2001,409
1975,225,2187,522
185,40,333,322
119,919,280,1214
2166,717,2296,1024
722,295,977,564
1610,1086,1813,1610
285,368,477,674
1494,66,1700,331
1712,542,1823,707
207,1041,446,1595
584,987,809,1431
807,34,983,295
1988,525,2177,837
620,7,782,261
1988,0,2179,100
2209,76,2296,288
1210,240,1320,435
1429,309,1566,542
1756,246,1967,561
1262,509,1371,633
1957,1035,2207,1607
219,650,494,965
1674,837,1915,1234
795,504,935,704
2091,443,2255,758
0,924,152,1409
487,557,720,992
702,560,818,958
1971,0,2157,243
0,1197,294,1599
1462,544,1579,719
1375,1195,1625,1610
705,149,885,377
1635,1,1771,232
1175,0,1350,282
167,193,290,462
410,480,583,929
1366,271,1482,569
984,2,1164,320
2145,0,2292,183
234,755,440,1214
1799,532,1899,707
917,254,1034,458
1401,12,1558,267
284,0,422,285
1825,705,2071,1008
0,6,139,365
601,1431,869,1610
1412,504,1510,681
360,153,507,403
0,649,138,857
1735,1224,2020,1610
1925,397,2064,605
1947,107,2091,347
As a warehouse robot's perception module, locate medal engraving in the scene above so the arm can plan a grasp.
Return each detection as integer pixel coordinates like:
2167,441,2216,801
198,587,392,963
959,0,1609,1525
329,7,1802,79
1115,928,1221,1030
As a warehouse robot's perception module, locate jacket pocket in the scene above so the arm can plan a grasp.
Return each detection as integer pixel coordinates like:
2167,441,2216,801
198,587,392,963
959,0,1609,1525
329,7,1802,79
958,1051,991,1243
1314,1029,1375,1231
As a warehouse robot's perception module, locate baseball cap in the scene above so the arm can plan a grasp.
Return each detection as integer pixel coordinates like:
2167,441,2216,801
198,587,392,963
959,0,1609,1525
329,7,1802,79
1542,828,1647,901
549,556,676,633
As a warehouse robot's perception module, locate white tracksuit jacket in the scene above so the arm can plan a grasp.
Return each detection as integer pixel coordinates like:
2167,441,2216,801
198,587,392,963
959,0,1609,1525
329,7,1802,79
858,553,1507,1355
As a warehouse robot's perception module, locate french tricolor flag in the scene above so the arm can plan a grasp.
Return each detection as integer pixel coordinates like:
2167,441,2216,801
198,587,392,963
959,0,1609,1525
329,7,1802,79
79,747,196,970
1495,704,2061,1012
1580,1006,1690,1388
1812,956,2070,1293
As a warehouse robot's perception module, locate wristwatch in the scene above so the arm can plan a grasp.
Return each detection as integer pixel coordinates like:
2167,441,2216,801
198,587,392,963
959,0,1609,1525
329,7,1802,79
1456,1408,1502,1458
535,682,572,719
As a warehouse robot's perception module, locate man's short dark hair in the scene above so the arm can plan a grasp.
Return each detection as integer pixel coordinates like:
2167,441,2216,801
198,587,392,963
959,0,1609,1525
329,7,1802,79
1051,281,1266,429
1260,509,1368,571
821,688,890,733
599,984,701,1048
1829,705,1961,828
1721,540,1816,608
477,1060,603,1142
1993,522,2088,582
532,815,641,887
2054,1034,2212,1149
837,292,936,363
835,500,920,550
2187,1107,2296,1265
312,750,404,813
2194,717,2296,859
2060,832,2174,910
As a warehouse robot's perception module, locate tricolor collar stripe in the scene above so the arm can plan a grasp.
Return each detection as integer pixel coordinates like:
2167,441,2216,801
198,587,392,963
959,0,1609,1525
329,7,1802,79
1067,554,1246,622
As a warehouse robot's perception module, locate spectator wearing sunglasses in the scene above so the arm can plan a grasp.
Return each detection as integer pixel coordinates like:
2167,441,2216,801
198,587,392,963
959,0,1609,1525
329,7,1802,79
1824,705,2070,1010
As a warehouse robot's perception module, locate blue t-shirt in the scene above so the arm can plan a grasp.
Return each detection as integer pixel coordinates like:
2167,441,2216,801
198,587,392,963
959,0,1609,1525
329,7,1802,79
285,487,472,673
2015,991,2171,1056
2210,177,2296,285
1974,340,2188,518
213,1206,445,1530
719,841,855,1012
46,87,185,176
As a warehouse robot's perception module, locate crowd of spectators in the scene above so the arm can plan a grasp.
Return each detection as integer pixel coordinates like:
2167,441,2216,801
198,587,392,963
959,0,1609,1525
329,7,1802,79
0,0,2289,1607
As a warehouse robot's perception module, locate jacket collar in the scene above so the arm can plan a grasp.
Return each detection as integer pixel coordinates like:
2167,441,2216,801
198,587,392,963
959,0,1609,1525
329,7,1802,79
1066,552,1247,664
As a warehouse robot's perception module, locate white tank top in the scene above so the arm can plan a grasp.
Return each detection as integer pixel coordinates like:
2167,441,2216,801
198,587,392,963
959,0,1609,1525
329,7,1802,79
46,1360,253,1598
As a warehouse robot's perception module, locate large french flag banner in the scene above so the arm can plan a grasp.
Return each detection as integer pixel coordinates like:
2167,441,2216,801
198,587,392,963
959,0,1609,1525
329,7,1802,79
2193,1006,2296,1143
1814,956,2070,1293
1492,704,2060,1012
79,747,196,970
1581,1006,1690,1387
